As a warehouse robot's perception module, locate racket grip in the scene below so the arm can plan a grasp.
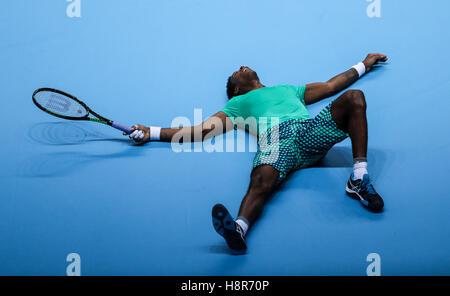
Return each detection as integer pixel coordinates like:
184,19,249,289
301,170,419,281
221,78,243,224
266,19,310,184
112,121,132,134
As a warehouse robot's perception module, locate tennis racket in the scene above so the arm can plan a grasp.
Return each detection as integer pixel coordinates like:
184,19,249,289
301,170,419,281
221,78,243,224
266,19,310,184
32,88,132,134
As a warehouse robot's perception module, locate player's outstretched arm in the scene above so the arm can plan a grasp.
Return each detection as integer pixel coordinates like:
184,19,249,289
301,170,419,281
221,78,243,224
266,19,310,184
303,53,388,105
124,111,232,143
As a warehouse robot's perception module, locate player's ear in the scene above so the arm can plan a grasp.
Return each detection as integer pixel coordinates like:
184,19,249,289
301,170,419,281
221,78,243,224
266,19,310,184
233,87,240,96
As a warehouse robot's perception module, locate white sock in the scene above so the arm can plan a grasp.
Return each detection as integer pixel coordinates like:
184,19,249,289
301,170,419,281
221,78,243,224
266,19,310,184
353,161,368,180
235,218,249,236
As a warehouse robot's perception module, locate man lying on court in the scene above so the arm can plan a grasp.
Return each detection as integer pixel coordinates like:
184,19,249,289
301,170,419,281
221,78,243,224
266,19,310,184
125,53,387,252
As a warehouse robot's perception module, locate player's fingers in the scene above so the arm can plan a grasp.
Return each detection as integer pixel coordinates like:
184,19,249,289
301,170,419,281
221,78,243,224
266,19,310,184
135,132,144,142
130,130,139,139
131,130,145,142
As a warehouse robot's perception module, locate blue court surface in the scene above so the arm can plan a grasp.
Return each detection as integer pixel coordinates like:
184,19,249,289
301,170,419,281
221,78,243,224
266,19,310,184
0,0,449,276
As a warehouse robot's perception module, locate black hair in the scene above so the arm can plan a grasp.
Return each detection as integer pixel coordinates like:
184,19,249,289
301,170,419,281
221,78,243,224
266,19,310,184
226,76,237,100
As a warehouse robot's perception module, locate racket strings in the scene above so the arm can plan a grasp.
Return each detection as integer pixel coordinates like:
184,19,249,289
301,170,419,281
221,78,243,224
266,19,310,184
45,94,71,113
34,91,87,118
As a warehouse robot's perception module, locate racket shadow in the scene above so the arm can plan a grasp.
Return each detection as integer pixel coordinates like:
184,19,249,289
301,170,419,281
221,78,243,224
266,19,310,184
18,148,145,178
23,122,174,177
28,122,130,146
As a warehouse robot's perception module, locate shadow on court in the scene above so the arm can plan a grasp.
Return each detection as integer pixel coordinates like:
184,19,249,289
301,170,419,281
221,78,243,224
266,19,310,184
313,146,387,171
27,122,128,146
314,146,353,168
21,122,180,178
21,122,139,177
18,150,140,178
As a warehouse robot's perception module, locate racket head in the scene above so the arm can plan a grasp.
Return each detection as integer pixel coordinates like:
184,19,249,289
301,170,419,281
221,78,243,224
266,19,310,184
32,88,90,120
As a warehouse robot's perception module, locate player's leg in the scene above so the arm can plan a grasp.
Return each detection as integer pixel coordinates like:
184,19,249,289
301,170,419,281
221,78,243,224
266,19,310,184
331,89,384,212
237,165,280,224
330,89,367,159
212,165,279,252
212,119,300,251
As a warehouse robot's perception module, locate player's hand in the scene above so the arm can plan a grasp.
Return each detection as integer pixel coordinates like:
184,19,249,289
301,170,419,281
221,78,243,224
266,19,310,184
123,124,150,143
363,53,388,72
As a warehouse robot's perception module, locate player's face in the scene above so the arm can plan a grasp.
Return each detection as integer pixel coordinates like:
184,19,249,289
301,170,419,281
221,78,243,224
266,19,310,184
232,66,259,87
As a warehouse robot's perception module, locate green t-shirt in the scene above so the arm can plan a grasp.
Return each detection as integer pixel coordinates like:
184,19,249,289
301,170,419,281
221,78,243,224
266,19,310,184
222,84,309,135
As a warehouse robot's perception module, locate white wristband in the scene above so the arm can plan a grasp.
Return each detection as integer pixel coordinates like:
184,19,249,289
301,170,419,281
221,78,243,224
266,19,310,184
352,62,366,78
150,126,161,141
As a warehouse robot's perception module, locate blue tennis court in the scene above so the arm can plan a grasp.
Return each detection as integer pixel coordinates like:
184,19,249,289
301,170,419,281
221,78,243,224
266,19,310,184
0,0,449,275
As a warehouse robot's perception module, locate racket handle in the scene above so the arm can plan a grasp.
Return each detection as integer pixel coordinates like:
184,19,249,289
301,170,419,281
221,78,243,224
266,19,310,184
111,121,132,134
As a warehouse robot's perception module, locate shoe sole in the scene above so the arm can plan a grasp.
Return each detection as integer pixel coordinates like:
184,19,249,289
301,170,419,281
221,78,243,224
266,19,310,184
212,204,247,252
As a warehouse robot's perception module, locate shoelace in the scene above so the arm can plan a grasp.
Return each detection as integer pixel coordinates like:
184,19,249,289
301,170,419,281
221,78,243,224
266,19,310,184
360,177,377,195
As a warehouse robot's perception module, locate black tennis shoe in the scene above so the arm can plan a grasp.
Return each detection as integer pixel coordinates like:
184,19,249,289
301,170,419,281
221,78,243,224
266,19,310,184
346,174,384,212
212,204,247,252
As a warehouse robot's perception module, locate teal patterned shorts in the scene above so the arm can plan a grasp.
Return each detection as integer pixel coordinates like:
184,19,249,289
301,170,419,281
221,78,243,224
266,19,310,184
253,102,349,181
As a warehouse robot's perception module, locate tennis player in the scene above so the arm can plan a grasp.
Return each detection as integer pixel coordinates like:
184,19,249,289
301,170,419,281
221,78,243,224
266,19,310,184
126,53,387,252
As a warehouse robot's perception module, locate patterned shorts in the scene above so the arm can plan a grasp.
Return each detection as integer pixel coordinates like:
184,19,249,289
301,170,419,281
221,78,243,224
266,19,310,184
253,102,349,181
